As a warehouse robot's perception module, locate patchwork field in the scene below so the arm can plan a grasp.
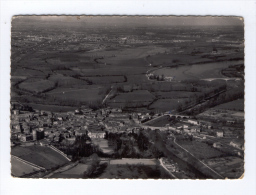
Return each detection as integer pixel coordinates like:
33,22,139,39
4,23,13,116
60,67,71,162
215,98,244,111
47,86,104,103
203,156,244,179
110,158,157,165
11,146,70,170
50,163,89,178
19,79,55,93
126,74,149,84
12,68,46,77
99,163,170,179
24,103,77,112
154,91,200,99
80,66,147,76
48,74,88,87
11,156,39,177
81,75,125,84
177,140,225,160
149,98,187,112
108,90,155,108
83,45,167,66
144,115,172,127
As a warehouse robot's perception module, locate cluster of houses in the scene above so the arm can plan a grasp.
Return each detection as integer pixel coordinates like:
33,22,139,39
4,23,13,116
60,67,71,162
10,102,244,157
10,106,109,146
10,104,151,147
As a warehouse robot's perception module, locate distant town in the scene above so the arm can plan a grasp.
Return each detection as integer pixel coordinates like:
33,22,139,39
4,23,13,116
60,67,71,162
10,16,244,179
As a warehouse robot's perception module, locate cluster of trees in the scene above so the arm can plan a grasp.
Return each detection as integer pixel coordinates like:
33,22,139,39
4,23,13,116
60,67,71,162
56,135,101,161
83,153,100,178
184,87,244,115
107,130,163,158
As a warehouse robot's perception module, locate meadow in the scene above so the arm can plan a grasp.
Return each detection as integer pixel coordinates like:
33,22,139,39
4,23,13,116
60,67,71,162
154,91,200,99
47,86,104,103
177,140,225,160
11,146,69,170
50,163,89,178
19,79,55,93
99,163,170,179
215,98,244,111
149,98,188,112
203,156,244,179
11,156,39,177
108,90,155,108
81,75,125,84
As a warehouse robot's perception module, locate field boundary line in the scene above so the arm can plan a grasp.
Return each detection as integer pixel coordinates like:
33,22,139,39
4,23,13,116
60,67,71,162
48,145,71,161
11,155,46,170
173,137,224,179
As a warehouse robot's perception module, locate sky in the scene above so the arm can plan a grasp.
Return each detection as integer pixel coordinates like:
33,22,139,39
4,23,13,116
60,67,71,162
13,16,244,27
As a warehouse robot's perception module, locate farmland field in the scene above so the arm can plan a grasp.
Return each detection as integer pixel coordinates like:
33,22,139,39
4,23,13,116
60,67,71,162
203,156,244,179
112,90,155,101
110,158,157,165
215,98,244,111
50,163,89,178
154,91,200,99
24,103,77,112
11,156,39,177
19,79,55,93
108,90,155,108
81,75,125,84
145,115,172,127
126,74,149,83
11,146,70,170
84,45,167,66
177,140,225,160
99,163,171,179
48,74,89,87
80,66,148,77
12,68,46,77
46,86,104,103
149,98,188,112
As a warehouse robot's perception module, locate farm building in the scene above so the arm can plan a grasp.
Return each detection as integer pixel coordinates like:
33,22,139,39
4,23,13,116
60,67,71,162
230,140,244,150
213,142,222,148
216,131,224,137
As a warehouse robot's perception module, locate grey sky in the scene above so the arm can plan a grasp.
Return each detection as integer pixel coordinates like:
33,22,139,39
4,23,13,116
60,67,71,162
13,16,243,27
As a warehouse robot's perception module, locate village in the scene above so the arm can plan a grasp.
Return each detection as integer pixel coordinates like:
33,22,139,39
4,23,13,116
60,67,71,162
10,99,244,179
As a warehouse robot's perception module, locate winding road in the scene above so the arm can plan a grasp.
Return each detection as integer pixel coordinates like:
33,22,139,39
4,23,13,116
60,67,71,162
159,158,178,179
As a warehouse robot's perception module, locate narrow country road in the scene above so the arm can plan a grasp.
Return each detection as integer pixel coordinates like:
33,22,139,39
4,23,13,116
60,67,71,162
102,86,113,105
159,158,178,179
